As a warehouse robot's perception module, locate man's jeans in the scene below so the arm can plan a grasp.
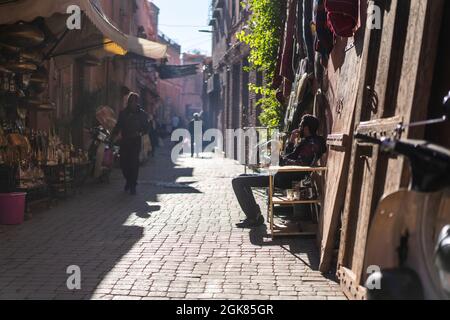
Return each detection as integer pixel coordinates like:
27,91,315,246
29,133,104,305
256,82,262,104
232,172,306,220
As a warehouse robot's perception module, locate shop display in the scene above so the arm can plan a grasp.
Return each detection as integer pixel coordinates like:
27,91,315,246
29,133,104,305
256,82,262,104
0,20,90,202
0,22,45,48
4,60,37,73
0,16,122,215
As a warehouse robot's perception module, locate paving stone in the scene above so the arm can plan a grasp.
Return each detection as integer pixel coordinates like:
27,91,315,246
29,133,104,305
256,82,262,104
0,146,343,300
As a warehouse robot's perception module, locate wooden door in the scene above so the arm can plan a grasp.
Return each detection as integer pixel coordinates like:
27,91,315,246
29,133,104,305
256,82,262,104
336,0,444,299
318,34,363,272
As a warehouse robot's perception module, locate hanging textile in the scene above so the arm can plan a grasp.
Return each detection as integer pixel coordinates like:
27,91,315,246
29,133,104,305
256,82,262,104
272,1,288,92
283,73,314,132
295,0,306,60
303,0,315,73
313,0,334,58
280,0,298,86
325,0,359,37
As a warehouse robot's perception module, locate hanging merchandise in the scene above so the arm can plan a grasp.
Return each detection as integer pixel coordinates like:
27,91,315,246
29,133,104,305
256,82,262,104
303,0,315,73
284,72,313,132
0,42,21,54
0,126,7,148
313,0,334,58
29,67,48,85
313,89,329,136
4,60,37,73
280,0,298,88
0,22,45,48
1,73,10,91
0,64,12,74
20,50,43,64
315,51,325,88
325,0,359,38
26,64,49,104
9,73,16,92
295,0,306,60
0,21,87,201
272,1,288,94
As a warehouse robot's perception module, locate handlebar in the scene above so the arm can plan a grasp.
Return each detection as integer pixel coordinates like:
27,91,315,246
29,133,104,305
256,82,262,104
354,133,450,192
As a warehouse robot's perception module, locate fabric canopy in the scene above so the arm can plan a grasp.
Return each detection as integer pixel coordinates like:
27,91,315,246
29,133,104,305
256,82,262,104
85,0,167,60
157,64,199,80
0,0,168,60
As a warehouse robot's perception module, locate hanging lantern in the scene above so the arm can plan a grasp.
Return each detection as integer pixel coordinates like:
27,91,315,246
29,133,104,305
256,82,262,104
3,59,37,73
20,50,43,64
0,64,12,74
0,43,21,53
29,67,48,84
0,22,45,48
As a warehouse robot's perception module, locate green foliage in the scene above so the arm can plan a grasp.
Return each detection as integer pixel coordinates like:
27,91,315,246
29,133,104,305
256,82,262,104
237,0,283,128
257,94,283,128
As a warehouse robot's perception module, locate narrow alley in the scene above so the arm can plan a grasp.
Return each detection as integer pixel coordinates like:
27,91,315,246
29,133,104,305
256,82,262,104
0,145,344,300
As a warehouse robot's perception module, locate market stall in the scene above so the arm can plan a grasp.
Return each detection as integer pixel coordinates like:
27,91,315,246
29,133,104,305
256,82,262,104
0,0,169,220
0,20,90,214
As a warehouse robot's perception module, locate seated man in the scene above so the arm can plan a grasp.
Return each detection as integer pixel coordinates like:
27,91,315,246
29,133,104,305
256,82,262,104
232,114,327,228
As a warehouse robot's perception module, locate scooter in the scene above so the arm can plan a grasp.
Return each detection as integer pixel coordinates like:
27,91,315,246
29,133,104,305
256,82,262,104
87,126,117,183
356,92,450,300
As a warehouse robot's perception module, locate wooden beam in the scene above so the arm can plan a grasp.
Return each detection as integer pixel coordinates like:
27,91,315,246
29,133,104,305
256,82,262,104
326,133,349,148
395,0,445,190
371,0,405,117
337,0,383,272
355,116,403,138
350,0,405,286
339,0,445,288
338,267,367,300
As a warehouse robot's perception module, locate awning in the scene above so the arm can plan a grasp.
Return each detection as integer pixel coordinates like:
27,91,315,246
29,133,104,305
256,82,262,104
157,64,199,80
0,0,168,60
84,0,167,60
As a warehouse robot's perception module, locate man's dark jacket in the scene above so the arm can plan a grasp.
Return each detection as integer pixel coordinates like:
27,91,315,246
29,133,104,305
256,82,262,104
282,135,327,166
113,106,149,141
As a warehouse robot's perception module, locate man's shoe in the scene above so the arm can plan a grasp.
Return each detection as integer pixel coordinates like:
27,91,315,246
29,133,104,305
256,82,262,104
236,215,264,228
130,187,137,195
124,184,130,192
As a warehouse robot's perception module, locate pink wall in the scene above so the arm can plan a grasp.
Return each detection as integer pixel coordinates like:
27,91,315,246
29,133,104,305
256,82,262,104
137,0,158,41
157,33,183,123
181,53,205,121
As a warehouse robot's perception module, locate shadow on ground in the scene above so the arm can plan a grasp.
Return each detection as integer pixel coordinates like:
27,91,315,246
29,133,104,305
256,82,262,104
248,225,321,270
0,145,201,300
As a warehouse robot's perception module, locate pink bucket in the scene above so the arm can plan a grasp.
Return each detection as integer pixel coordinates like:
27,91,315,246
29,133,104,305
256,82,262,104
0,193,26,225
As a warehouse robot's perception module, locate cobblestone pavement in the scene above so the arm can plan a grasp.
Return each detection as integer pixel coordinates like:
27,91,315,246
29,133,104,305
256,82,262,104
0,145,345,300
